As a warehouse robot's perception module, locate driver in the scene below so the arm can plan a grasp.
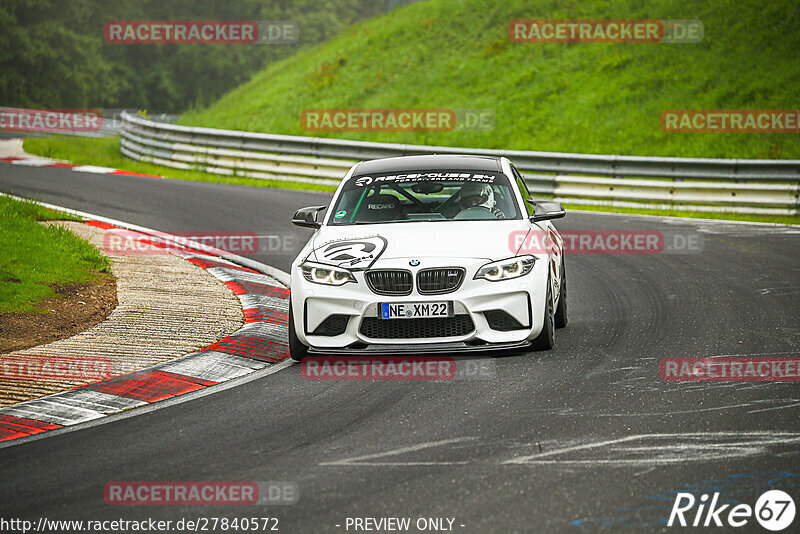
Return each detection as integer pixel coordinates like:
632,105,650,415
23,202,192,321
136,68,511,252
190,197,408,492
457,182,505,218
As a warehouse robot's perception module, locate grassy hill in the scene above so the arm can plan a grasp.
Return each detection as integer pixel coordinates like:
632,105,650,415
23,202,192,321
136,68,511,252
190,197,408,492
181,0,800,159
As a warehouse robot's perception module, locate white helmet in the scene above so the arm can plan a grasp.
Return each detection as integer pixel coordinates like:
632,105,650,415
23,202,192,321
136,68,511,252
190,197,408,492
460,182,495,210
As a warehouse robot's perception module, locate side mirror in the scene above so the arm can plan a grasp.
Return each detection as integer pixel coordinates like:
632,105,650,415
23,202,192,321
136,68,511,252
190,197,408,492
529,201,566,222
292,205,327,229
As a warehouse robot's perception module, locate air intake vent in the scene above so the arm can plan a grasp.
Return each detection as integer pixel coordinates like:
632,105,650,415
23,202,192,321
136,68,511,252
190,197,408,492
365,270,413,296
417,267,466,294
359,315,474,339
484,310,526,331
309,314,349,336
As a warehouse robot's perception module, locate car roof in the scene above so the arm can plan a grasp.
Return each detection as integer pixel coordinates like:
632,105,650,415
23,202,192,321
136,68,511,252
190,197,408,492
353,154,503,175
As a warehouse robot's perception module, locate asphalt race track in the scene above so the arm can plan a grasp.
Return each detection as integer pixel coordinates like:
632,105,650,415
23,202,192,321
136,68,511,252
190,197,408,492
2,164,800,532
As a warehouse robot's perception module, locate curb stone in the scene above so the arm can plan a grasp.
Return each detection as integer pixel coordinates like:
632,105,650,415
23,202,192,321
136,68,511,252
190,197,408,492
0,220,290,443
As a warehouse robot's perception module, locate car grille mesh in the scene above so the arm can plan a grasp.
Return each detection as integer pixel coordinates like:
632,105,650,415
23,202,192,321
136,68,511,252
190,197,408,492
359,315,474,339
417,268,466,294
365,270,413,295
366,268,466,295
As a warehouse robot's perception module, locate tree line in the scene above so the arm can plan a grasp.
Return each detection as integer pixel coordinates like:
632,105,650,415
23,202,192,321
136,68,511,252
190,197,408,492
1,0,415,112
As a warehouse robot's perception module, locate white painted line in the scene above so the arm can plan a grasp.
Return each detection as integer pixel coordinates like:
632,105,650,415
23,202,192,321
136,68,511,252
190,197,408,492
319,437,476,466
1,399,105,426
71,165,118,174
747,402,800,414
502,432,800,466
208,267,283,284
11,158,59,166
503,436,641,464
159,351,266,383
324,462,471,466
704,350,800,358
43,389,147,414
589,403,757,417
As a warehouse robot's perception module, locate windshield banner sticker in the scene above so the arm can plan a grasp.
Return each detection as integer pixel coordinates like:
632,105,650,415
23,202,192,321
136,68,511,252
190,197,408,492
352,173,497,187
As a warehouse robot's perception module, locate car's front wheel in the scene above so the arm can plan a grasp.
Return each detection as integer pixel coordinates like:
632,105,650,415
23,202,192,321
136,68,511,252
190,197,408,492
288,302,309,361
530,279,555,350
554,258,568,329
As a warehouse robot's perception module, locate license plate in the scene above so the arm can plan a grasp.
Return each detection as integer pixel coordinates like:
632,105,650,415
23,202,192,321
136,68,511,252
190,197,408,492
380,301,452,319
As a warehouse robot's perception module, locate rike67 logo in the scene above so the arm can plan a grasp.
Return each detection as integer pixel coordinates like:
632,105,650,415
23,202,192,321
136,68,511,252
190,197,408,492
668,490,795,530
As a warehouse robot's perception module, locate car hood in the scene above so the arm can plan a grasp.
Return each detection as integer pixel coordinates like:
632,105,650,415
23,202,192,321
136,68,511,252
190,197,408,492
308,220,530,269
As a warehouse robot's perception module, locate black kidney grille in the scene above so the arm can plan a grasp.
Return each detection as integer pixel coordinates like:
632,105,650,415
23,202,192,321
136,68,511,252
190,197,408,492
359,315,474,339
365,270,413,295
417,268,466,294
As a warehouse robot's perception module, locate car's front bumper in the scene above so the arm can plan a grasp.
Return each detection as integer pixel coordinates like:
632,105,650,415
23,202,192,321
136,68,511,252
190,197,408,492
291,257,549,351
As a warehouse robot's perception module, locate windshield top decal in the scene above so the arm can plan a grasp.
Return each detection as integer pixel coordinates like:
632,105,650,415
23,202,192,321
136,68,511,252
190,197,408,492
352,172,498,187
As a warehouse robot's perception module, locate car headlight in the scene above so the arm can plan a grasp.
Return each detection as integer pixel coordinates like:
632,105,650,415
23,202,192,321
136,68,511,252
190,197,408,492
474,256,535,281
300,261,356,286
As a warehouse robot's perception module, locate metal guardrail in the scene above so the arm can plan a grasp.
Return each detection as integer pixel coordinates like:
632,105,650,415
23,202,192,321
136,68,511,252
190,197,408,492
120,111,799,215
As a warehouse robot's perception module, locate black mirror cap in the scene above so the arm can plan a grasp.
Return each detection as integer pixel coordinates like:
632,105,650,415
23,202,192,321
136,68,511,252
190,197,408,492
291,205,327,229
291,219,321,229
530,201,566,222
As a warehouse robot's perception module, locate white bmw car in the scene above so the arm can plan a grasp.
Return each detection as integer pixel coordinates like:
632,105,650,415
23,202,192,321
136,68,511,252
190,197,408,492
288,155,567,360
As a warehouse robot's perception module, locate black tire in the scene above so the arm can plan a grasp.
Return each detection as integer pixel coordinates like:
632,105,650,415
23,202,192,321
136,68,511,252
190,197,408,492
530,280,555,350
288,302,309,362
554,258,568,329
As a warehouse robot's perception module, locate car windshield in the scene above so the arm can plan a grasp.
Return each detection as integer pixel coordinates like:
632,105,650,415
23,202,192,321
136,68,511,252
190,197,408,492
328,170,521,225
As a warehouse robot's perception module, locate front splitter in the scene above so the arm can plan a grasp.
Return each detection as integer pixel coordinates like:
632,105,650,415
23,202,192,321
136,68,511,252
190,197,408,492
307,340,531,356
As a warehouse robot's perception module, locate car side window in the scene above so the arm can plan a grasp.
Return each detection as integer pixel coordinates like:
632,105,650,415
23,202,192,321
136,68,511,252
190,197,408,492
512,166,535,217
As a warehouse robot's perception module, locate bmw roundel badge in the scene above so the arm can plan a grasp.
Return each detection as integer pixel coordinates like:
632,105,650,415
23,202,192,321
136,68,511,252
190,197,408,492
409,259,420,266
